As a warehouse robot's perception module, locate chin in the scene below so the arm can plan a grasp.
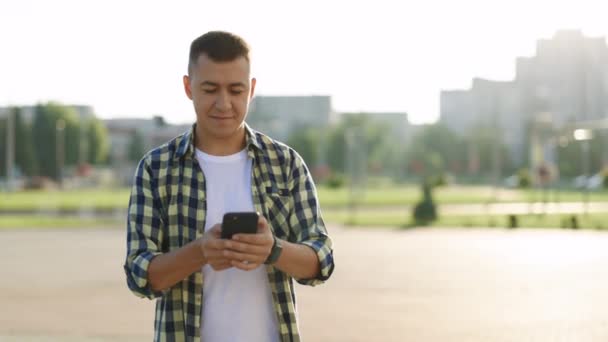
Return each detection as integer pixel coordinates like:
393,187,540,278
211,123,242,137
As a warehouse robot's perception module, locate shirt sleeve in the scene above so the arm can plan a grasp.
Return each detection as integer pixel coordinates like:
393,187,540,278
123,157,167,299
288,151,335,286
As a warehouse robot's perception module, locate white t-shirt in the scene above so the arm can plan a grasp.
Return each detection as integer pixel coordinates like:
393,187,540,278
196,148,279,342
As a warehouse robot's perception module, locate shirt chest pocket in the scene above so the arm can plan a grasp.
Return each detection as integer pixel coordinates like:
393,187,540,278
262,185,292,240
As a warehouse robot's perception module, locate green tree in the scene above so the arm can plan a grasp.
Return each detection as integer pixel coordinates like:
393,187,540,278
87,117,110,164
466,126,514,177
557,136,604,178
13,107,38,176
287,129,319,167
128,131,146,162
32,103,80,180
0,118,5,178
406,124,466,176
325,113,395,175
326,124,347,173
412,181,438,225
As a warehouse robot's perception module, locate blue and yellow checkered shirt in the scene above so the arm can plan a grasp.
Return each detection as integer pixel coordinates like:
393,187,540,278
124,124,334,342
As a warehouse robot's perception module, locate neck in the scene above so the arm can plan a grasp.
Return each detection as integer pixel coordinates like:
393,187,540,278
195,125,247,156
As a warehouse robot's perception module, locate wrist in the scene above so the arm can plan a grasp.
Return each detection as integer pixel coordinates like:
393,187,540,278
195,238,208,265
265,236,283,265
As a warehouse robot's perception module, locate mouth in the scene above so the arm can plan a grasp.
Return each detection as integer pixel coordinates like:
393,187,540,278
210,116,233,121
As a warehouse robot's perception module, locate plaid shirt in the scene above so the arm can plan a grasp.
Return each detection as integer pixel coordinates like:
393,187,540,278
124,123,334,342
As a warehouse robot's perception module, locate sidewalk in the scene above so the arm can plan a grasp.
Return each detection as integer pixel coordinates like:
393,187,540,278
2,226,608,341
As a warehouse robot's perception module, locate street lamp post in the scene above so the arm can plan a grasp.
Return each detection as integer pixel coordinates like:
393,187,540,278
4,110,15,191
79,116,88,166
56,119,66,188
574,129,593,215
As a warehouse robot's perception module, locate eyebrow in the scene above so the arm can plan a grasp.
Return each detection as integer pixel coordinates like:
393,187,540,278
200,81,246,88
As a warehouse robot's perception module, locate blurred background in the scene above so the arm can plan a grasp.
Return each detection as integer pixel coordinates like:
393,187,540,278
3,0,608,341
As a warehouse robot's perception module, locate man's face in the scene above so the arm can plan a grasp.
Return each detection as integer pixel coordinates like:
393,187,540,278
183,54,256,141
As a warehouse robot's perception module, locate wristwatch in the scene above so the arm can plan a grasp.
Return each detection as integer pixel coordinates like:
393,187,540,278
265,235,283,265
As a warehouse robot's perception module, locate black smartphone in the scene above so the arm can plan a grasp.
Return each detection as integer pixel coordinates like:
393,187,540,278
221,212,259,239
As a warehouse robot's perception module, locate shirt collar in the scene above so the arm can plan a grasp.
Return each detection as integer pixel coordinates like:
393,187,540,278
175,122,263,160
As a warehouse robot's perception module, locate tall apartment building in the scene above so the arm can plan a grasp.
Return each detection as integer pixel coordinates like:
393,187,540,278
440,30,608,165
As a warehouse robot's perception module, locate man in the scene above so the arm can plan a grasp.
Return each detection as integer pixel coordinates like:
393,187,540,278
124,31,334,342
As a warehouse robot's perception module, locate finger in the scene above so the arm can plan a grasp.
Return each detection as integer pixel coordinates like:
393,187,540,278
231,260,261,271
257,216,269,233
204,250,229,263
224,240,267,255
232,233,268,245
207,255,232,266
209,224,223,238
223,249,265,264
206,238,231,250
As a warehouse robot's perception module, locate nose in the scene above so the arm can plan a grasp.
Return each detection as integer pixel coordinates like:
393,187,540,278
215,91,232,112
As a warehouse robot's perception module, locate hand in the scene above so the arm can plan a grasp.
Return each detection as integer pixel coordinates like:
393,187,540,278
198,224,232,271
223,215,274,271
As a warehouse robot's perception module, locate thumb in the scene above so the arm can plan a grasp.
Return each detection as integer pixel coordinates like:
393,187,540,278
257,215,269,233
209,224,222,237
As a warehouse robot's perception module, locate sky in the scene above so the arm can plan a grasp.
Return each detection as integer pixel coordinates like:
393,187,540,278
1,0,608,124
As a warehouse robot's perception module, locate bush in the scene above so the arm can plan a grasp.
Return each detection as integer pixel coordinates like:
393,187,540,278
517,168,531,188
412,182,438,225
325,173,346,189
602,168,608,189
433,173,448,187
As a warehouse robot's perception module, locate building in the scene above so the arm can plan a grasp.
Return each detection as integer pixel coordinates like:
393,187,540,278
246,95,335,141
103,117,190,184
516,30,608,125
440,30,608,166
103,117,190,164
441,78,524,162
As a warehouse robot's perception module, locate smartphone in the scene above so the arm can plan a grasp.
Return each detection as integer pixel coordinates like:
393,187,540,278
221,212,259,239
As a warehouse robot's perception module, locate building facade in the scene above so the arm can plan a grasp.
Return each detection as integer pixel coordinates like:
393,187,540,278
440,30,608,166
246,95,335,142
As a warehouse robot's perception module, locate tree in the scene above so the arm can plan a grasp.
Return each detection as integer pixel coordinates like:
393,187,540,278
412,180,438,225
0,118,5,178
32,103,80,180
128,131,146,162
406,124,466,177
470,126,514,176
557,136,604,178
286,128,319,168
325,113,394,175
87,117,110,164
13,107,38,176
326,124,348,173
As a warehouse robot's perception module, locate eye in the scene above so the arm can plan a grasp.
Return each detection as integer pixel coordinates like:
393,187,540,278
230,90,244,95
203,89,216,94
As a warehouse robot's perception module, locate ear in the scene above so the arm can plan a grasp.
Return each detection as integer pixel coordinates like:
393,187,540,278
249,77,257,100
183,75,193,100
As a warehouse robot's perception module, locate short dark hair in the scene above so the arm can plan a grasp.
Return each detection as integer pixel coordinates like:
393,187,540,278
188,31,250,75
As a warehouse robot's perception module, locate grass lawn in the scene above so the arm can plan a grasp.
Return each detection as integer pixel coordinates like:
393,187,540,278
318,185,608,207
3,210,604,230
0,215,123,229
1,184,608,212
317,185,519,207
0,188,131,211
323,209,608,230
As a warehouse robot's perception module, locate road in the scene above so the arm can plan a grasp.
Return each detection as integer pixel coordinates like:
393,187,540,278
1,226,608,341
